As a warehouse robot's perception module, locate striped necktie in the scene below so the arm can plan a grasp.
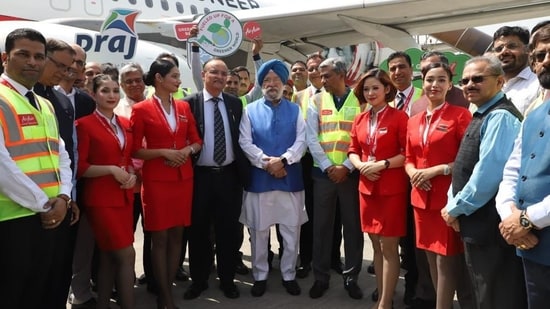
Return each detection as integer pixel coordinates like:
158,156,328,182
396,92,405,110
212,97,226,166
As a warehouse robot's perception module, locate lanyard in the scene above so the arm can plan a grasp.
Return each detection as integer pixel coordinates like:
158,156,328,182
401,88,415,112
366,106,389,157
93,111,127,169
418,102,448,151
152,96,179,149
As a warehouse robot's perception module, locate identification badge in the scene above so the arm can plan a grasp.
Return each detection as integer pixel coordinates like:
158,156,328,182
19,114,38,126
321,109,333,116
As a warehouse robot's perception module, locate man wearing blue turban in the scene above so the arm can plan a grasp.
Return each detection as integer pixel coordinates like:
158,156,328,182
239,59,308,297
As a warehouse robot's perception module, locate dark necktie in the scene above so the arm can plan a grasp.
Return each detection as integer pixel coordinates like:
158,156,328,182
396,92,405,110
212,97,226,166
25,91,38,110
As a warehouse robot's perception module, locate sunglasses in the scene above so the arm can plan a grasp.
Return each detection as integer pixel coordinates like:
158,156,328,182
459,75,497,86
532,50,550,63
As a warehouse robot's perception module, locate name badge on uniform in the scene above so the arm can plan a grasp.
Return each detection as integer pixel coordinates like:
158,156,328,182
379,127,388,134
19,114,38,126
178,115,188,122
436,124,448,132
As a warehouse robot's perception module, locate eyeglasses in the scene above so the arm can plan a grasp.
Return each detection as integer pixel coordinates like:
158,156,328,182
532,50,550,63
47,56,71,73
459,75,498,86
123,77,144,85
493,42,522,53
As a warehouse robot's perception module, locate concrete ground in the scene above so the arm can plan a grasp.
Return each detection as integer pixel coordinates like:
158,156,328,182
68,221,450,309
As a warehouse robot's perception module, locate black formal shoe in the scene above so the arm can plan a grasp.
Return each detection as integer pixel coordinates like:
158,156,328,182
235,260,249,275
282,279,301,296
371,288,379,302
251,280,267,297
309,280,329,299
137,274,147,285
367,261,375,274
71,298,97,309
296,265,311,279
331,262,344,274
219,282,240,299
176,266,189,281
344,278,363,300
183,282,208,300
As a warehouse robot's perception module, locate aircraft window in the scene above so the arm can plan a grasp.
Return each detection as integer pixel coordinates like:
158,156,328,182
204,8,210,14
161,0,168,10
145,0,153,8
176,2,184,13
128,0,136,4
191,5,198,14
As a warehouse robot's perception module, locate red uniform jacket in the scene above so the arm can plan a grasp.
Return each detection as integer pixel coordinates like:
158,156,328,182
405,103,471,210
76,113,134,208
348,107,409,196
131,98,202,182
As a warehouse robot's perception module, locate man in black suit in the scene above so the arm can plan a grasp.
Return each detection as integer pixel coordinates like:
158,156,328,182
56,43,97,309
183,58,249,300
34,37,81,309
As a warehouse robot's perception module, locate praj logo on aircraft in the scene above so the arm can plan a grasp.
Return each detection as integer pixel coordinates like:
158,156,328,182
76,9,140,60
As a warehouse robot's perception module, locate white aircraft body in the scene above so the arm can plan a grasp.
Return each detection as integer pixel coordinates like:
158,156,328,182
1,0,549,90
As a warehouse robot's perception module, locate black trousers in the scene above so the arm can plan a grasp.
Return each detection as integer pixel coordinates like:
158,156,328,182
188,165,242,286
0,215,55,308
464,240,527,309
523,257,550,309
43,209,78,309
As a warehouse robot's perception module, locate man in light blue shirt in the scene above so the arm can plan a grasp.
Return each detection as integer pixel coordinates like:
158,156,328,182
441,56,526,309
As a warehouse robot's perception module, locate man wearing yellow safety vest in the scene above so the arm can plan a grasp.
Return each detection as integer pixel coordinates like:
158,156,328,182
306,57,364,300
0,28,73,308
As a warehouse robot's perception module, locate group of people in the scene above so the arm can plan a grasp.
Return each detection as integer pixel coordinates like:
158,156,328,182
1,19,550,309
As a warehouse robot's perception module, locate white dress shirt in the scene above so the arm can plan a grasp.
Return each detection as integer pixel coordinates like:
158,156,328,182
496,125,550,228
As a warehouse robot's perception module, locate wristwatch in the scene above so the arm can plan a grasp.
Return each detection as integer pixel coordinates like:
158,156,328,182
384,159,390,169
519,210,533,230
443,164,451,175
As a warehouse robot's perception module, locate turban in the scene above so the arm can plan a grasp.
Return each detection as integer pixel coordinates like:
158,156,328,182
257,59,289,85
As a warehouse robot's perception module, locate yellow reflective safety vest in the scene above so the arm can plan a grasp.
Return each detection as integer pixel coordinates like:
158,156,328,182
0,85,61,222
240,96,247,108
313,91,360,166
294,87,316,120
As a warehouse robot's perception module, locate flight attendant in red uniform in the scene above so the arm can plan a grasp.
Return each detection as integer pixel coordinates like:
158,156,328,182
405,62,471,309
76,74,136,309
348,69,409,309
131,59,202,309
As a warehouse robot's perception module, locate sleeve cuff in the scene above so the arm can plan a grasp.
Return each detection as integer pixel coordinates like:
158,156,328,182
253,54,261,61
192,46,200,52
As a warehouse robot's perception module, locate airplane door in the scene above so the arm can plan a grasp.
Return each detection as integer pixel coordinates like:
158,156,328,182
50,0,70,11
85,0,103,16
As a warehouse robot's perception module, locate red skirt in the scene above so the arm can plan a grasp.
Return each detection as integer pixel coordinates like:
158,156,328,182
413,207,463,256
141,179,193,231
86,205,134,251
360,192,407,237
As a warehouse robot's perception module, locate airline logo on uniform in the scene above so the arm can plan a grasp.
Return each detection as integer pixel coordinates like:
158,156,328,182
19,114,38,126
76,9,141,60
